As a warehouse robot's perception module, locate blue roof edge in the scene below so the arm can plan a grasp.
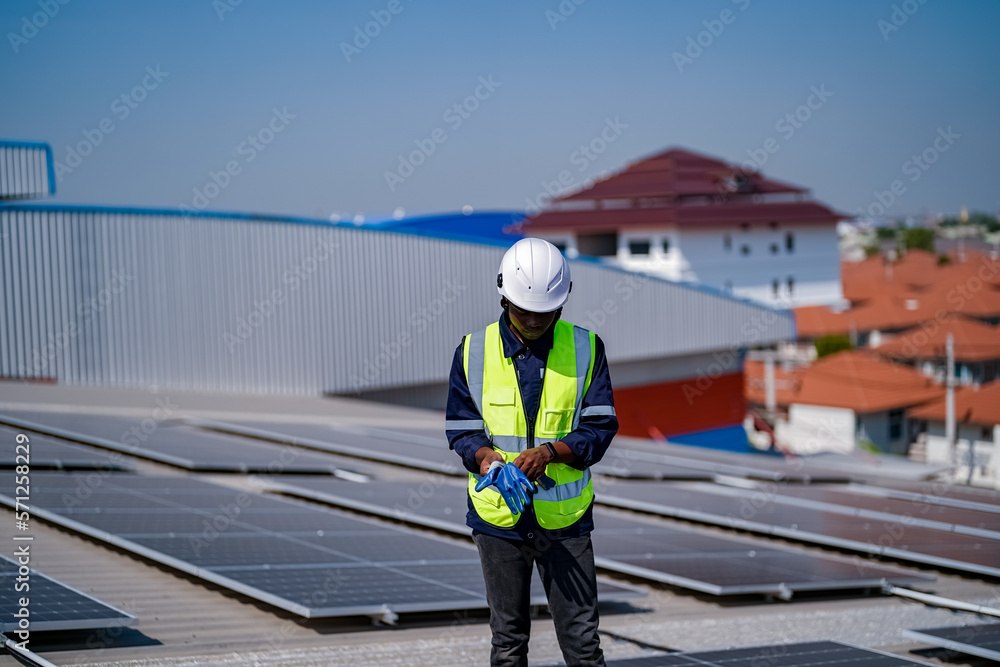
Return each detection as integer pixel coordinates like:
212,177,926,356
0,140,56,195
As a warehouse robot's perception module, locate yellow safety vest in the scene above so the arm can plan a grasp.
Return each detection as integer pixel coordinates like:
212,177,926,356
455,319,604,530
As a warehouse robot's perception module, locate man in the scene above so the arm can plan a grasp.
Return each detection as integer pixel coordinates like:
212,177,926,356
446,237,618,667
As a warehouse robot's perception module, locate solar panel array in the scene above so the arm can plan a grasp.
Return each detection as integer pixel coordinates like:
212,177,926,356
0,472,639,619
597,481,1000,577
192,419,725,481
0,412,370,476
0,555,136,632
0,425,131,471
265,475,934,597
562,641,933,666
904,623,1000,662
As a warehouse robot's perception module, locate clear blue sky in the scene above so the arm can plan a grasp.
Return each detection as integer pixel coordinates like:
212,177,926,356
2,0,998,221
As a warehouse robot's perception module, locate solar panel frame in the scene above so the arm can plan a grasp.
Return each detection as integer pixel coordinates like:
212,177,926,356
0,426,132,472
0,412,366,476
191,419,725,482
264,476,935,598
904,624,1000,662
0,472,641,619
548,641,935,666
598,481,1000,578
0,556,136,632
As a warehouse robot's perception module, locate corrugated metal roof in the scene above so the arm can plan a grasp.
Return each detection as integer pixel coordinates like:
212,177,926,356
0,204,793,395
0,141,55,200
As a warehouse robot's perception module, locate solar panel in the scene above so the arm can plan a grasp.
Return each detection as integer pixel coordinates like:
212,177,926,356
190,419,726,482
904,623,1000,662
0,425,130,471
552,641,934,666
752,483,1000,537
0,411,370,476
598,481,1000,577
857,480,1000,514
0,555,136,632
264,476,934,598
0,472,640,619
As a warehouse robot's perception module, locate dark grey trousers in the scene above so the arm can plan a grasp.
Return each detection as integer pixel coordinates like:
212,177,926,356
473,531,606,667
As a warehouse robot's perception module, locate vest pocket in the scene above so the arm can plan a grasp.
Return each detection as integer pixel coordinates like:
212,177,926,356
540,408,574,437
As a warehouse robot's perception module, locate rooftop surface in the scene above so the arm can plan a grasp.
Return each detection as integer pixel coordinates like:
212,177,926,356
1,382,997,667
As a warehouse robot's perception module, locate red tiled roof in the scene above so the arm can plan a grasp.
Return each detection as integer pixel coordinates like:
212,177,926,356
744,359,803,407
520,147,845,232
909,379,1000,426
796,251,1000,338
876,318,1000,362
525,201,842,232
792,350,944,413
554,148,807,202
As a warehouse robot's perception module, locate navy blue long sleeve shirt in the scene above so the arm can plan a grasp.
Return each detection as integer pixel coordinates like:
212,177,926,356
445,313,618,541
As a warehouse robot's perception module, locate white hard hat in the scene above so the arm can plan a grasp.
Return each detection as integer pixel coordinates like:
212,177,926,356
497,238,571,313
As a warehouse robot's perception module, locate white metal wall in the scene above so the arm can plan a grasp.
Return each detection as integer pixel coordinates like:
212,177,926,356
0,205,794,395
0,143,53,200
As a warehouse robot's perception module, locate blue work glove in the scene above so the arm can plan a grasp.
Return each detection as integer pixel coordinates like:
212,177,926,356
497,463,534,515
475,460,504,494
475,461,535,515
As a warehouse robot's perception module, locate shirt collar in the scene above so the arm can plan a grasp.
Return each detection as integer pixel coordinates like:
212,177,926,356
499,312,555,358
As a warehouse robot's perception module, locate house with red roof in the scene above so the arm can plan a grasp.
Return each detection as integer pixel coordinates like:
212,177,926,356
769,350,944,455
910,380,1000,487
876,317,1000,385
517,148,847,307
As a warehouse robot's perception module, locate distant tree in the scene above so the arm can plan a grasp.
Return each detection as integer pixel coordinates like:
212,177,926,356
864,243,880,258
901,228,935,253
937,254,951,266
875,227,897,240
815,334,852,358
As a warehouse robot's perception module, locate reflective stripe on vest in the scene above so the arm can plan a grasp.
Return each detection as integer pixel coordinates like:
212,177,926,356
463,319,597,530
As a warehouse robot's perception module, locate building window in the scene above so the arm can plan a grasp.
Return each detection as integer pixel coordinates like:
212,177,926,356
741,244,750,256
661,238,670,254
785,231,795,252
787,276,794,295
770,243,779,254
551,241,567,253
772,279,779,296
628,240,651,256
577,232,618,257
983,426,993,442
723,234,732,251
889,409,904,440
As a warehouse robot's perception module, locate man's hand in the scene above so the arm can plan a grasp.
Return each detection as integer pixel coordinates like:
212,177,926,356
513,444,554,482
476,447,505,476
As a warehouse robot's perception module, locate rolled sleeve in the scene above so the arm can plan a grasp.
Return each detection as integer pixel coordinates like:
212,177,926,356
560,335,618,469
445,341,492,474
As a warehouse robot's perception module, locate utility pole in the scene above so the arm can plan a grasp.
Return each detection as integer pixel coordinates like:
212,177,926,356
945,333,956,470
764,351,776,413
